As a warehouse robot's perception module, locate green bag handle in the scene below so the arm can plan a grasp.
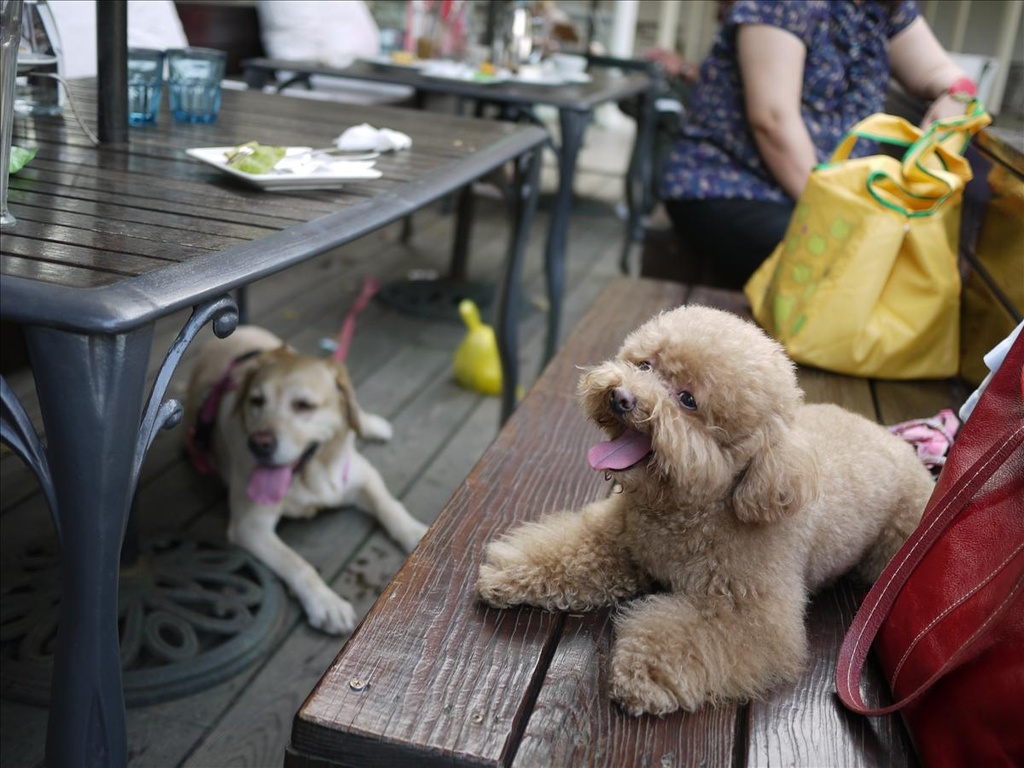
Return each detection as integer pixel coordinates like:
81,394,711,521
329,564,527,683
829,113,922,163
829,101,991,218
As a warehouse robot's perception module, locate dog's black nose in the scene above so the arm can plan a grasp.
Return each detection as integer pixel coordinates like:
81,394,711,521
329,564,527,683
248,431,277,460
609,387,636,415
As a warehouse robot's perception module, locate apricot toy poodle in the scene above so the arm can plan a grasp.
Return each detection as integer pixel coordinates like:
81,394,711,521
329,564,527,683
477,305,933,715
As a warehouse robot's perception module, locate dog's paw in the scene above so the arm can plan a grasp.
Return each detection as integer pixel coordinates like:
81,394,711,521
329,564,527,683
301,585,357,635
609,645,701,716
394,518,428,553
476,539,542,609
359,413,393,442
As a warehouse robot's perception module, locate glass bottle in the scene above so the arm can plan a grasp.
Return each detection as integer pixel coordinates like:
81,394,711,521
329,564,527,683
15,0,62,116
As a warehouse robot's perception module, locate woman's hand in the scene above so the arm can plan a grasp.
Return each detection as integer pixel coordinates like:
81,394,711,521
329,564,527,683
890,17,972,127
921,92,968,127
643,47,699,83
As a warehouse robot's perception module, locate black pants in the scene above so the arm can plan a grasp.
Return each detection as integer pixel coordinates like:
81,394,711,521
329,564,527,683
663,198,794,290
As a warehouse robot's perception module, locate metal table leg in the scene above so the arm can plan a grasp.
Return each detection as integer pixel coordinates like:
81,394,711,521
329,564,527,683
26,324,152,768
620,85,657,274
0,297,241,768
496,145,542,423
543,108,590,365
374,183,493,323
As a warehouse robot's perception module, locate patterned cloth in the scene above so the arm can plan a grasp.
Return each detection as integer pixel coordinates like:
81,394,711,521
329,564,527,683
660,0,919,205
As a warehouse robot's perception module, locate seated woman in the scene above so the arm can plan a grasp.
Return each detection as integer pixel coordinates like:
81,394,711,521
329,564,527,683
659,0,974,289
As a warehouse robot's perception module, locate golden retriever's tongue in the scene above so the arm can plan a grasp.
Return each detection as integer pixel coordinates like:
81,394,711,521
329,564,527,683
587,428,652,471
247,465,293,504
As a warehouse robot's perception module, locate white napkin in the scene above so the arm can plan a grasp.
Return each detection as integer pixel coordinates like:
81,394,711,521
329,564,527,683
958,320,1023,423
335,123,412,152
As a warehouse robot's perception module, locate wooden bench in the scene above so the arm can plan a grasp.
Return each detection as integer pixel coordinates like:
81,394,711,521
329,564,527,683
284,276,970,768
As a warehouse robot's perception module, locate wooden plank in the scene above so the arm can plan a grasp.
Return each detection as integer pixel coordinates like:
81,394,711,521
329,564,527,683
743,332,961,768
873,378,969,425
287,278,693,767
746,580,916,768
289,394,572,767
515,610,740,768
511,278,740,767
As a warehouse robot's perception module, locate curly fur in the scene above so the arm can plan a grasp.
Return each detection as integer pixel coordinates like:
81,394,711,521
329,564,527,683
477,306,934,715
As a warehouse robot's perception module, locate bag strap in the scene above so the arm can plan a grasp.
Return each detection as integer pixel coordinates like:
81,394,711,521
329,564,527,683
830,103,990,165
864,165,962,218
896,104,989,194
863,103,990,217
829,113,922,163
836,421,1024,715
918,99,992,157
836,338,1024,714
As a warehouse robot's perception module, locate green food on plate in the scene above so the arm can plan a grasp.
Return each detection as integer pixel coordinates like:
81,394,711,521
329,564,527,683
225,141,287,174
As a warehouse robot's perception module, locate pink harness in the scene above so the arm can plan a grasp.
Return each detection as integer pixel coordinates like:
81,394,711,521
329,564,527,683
186,351,260,477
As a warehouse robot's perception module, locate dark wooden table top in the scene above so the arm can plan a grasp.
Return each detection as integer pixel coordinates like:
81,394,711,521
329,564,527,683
286,277,969,768
242,57,652,113
1,80,547,333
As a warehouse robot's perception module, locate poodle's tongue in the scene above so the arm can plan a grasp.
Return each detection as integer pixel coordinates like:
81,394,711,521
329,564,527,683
247,464,293,504
588,428,652,471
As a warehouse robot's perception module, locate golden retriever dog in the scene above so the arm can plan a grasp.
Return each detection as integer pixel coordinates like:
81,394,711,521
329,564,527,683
184,326,427,634
477,306,933,715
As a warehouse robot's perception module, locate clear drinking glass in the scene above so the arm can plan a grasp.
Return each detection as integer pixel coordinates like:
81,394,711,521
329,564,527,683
1,0,25,229
127,47,164,125
166,47,225,124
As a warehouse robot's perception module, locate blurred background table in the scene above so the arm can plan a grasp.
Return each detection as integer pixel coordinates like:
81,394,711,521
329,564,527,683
242,54,657,362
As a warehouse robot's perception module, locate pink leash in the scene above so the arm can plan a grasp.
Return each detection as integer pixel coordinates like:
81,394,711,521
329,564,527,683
332,277,379,363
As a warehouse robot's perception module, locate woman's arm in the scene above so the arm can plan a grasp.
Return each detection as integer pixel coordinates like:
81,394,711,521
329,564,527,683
889,16,972,125
738,24,817,200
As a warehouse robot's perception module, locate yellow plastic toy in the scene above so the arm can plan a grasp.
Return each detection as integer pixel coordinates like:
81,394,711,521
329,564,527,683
453,299,502,396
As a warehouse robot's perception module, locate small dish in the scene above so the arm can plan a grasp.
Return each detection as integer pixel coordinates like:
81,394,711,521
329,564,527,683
186,146,383,191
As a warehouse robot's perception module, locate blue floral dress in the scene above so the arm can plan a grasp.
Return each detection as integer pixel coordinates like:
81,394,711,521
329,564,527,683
660,0,920,205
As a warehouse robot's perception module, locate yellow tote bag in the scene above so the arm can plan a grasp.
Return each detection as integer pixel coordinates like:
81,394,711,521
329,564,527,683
744,104,991,379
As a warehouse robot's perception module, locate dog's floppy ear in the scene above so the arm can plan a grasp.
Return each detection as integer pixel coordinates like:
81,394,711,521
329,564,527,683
732,414,819,524
330,361,363,438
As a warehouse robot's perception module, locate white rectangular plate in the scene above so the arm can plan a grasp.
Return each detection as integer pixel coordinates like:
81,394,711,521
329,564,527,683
185,146,383,191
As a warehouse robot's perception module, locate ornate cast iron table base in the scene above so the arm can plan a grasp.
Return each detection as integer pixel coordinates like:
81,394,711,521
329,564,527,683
1,537,288,707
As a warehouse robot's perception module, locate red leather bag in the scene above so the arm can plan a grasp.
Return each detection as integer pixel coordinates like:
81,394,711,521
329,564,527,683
836,330,1024,767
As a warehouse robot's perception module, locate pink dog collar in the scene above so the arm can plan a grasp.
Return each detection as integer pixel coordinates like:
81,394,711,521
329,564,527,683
186,350,261,477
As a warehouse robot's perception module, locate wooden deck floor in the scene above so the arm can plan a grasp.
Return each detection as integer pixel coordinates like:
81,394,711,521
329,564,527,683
0,134,633,768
